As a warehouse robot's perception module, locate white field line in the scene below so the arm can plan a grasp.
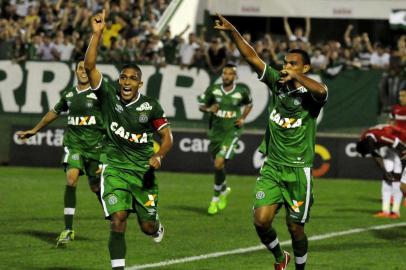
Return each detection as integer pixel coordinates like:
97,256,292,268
127,222,406,270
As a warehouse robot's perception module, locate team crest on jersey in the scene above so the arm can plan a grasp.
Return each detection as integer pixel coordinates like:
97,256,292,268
115,104,124,113
293,98,302,106
86,93,97,100
66,92,73,98
256,191,265,199
139,113,149,123
136,102,153,111
86,101,93,108
71,153,79,161
67,101,72,108
108,195,118,205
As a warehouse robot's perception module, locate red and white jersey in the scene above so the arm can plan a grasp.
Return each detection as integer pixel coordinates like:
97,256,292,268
391,104,406,130
361,124,406,148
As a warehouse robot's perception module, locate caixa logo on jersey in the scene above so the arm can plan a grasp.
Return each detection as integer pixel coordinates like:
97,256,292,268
179,137,245,154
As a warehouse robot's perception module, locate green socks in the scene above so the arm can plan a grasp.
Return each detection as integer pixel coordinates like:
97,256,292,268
109,231,126,269
292,235,308,269
255,226,285,263
64,185,76,230
214,168,226,197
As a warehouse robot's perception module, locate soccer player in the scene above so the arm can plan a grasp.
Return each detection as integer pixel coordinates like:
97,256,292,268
356,124,406,218
17,61,105,247
215,14,328,270
198,63,253,215
84,10,173,270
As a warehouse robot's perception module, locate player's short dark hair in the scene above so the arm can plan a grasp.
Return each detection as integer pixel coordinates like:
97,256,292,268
75,60,84,70
224,63,237,69
121,63,142,79
355,137,375,156
288,49,311,65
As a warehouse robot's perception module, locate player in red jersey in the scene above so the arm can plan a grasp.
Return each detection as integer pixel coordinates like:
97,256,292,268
356,124,406,218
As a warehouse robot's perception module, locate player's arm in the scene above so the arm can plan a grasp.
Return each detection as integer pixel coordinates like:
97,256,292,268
16,110,59,139
198,86,219,113
149,127,173,170
305,17,311,40
214,13,265,76
84,9,105,90
281,70,328,102
235,103,253,128
283,17,293,40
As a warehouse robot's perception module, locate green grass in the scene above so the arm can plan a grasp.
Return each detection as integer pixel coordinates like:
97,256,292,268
0,167,405,270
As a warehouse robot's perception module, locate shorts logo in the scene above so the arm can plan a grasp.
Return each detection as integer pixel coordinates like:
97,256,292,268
139,114,148,123
256,191,265,200
108,195,118,205
144,194,157,207
71,154,79,160
291,200,304,213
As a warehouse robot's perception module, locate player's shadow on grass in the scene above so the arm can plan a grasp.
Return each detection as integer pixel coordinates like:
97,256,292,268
334,208,377,214
31,267,88,270
371,227,406,241
356,196,381,203
19,230,92,245
170,205,208,215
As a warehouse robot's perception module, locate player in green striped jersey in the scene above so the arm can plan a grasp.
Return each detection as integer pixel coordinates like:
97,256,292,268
17,61,105,247
198,63,253,215
215,14,328,270
85,10,173,270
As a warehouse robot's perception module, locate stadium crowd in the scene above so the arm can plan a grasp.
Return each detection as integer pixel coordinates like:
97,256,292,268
1,1,406,73
1,0,406,113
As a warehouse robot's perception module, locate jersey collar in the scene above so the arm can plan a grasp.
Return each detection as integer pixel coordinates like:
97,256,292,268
124,92,141,107
75,86,91,93
221,84,236,95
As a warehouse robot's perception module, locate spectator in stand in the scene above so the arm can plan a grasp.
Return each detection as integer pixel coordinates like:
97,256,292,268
370,43,390,69
205,36,227,74
179,32,199,68
283,17,311,43
37,34,58,60
310,47,327,73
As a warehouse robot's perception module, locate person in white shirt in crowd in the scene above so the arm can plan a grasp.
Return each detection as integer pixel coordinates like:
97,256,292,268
370,43,390,69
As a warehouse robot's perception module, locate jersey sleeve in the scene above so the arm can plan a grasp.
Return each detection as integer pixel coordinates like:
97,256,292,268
241,86,253,105
197,86,214,106
258,64,281,93
52,92,68,114
151,100,170,131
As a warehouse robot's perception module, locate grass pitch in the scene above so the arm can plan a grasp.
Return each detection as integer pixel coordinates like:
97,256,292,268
0,167,405,270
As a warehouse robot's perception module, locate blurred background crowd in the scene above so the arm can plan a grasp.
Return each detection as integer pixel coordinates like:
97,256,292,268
1,0,406,113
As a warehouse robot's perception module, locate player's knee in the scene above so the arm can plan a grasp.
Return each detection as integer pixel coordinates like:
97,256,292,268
89,181,100,193
253,215,273,229
66,177,78,187
140,221,157,235
401,183,406,196
287,222,305,240
214,159,225,170
110,212,128,232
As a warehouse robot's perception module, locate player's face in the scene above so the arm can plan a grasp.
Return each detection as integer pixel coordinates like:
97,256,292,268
76,61,89,85
283,53,310,75
118,68,143,103
222,67,237,87
399,90,406,106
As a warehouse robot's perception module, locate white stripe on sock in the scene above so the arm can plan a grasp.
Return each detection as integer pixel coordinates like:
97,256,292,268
267,238,279,249
214,184,223,191
64,208,75,215
295,253,308,264
111,259,125,268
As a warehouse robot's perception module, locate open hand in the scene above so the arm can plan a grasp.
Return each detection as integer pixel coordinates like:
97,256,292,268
149,154,162,169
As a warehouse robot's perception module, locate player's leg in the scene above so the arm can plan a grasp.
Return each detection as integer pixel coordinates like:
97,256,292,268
134,174,163,242
282,166,313,270
253,161,289,268
100,165,136,269
391,181,402,218
85,158,102,205
109,211,128,270
375,180,393,217
56,167,80,246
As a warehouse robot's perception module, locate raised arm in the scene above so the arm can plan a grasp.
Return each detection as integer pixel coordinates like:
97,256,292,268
16,111,59,139
304,17,311,40
344,24,353,47
84,9,105,89
214,13,265,76
283,17,293,39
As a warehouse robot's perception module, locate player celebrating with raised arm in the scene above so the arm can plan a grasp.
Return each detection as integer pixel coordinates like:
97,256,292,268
17,61,105,247
215,14,328,270
198,63,253,215
84,10,173,270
